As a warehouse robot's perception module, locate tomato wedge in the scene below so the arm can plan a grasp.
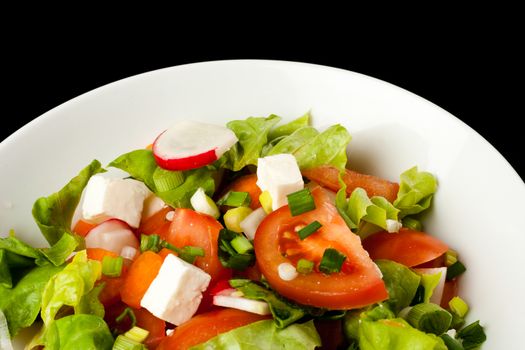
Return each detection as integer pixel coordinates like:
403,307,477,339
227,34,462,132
362,228,449,267
220,174,262,210
254,185,387,309
138,206,173,239
156,308,269,350
166,208,231,281
302,165,399,203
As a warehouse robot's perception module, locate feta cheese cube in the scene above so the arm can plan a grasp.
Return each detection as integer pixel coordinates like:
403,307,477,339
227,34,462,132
142,193,167,221
256,154,304,210
140,254,211,325
82,175,150,228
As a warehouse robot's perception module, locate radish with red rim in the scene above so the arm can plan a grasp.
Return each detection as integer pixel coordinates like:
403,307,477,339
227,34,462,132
153,121,238,171
85,218,139,255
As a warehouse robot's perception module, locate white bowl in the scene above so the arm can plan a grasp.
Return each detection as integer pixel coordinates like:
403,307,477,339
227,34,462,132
1,60,523,348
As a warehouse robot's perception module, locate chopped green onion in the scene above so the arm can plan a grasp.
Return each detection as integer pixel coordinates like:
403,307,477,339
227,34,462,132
402,217,422,231
102,256,124,277
228,278,251,288
160,241,204,264
218,229,255,270
217,191,251,207
116,307,137,328
457,321,486,349
405,303,452,335
319,248,346,274
140,234,161,253
296,258,314,274
446,260,466,280
230,235,254,254
152,167,184,192
113,334,145,350
124,326,150,343
287,188,316,216
297,221,322,240
440,334,464,350
449,296,469,318
445,249,458,267
410,285,425,306
224,207,253,232
259,191,273,213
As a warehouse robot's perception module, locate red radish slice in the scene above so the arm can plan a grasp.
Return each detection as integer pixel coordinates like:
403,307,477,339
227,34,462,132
153,121,238,170
85,219,139,255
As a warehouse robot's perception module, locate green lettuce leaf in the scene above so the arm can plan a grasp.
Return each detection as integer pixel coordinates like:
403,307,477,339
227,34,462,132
41,250,102,327
394,166,438,218
0,264,63,336
32,160,105,246
39,233,79,267
268,112,311,141
266,126,319,156
217,115,281,171
359,318,447,350
42,314,113,350
109,149,216,208
230,279,305,328
290,124,351,171
190,319,321,350
336,186,400,235
376,260,421,314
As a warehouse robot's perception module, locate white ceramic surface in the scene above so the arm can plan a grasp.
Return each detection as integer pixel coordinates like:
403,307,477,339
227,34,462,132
1,60,523,348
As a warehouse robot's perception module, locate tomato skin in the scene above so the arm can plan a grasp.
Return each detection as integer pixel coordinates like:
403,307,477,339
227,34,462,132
166,208,231,281
138,207,173,240
73,219,97,237
220,174,261,210
254,185,387,310
441,279,459,309
121,251,163,309
157,308,269,350
302,165,399,203
362,229,449,267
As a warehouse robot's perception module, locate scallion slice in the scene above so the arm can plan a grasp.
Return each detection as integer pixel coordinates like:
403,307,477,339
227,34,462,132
457,320,486,349
124,326,150,343
449,296,469,318
297,221,322,240
296,258,314,274
116,307,137,328
152,167,184,192
140,234,161,253
319,248,346,274
102,256,123,277
287,188,316,216
230,235,254,254
160,241,205,264
405,303,452,335
446,260,466,280
439,334,464,350
113,334,145,350
445,249,458,267
217,191,251,207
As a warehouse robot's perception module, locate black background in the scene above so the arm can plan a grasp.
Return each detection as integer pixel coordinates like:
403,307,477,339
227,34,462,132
3,31,523,179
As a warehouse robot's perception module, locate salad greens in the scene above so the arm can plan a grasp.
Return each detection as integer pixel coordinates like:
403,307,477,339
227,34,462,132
32,159,104,246
394,166,438,219
268,112,310,141
375,259,421,314
190,320,321,350
42,314,113,350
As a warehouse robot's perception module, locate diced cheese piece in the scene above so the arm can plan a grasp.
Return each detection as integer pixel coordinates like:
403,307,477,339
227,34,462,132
386,219,402,233
140,254,211,325
239,207,267,240
82,175,150,228
256,154,304,210
142,194,166,221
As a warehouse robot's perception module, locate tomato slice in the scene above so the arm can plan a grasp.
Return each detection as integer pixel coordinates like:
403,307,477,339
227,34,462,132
362,229,449,267
254,185,387,309
156,308,269,350
302,165,400,203
121,251,163,309
138,206,173,240
219,173,262,210
166,208,232,281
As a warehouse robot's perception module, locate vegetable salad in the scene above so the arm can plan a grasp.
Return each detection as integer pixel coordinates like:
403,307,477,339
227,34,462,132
0,113,486,349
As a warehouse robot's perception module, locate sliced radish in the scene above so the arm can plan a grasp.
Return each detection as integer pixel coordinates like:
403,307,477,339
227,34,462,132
213,289,270,315
85,219,139,255
153,121,238,171
413,267,447,305
120,245,138,260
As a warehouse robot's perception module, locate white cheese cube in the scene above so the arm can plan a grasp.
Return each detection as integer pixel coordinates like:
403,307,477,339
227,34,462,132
140,254,211,325
256,154,304,210
142,193,167,221
82,175,150,228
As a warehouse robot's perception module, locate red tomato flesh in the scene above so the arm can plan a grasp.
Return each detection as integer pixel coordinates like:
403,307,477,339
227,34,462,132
157,308,269,350
362,228,449,267
254,185,387,309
